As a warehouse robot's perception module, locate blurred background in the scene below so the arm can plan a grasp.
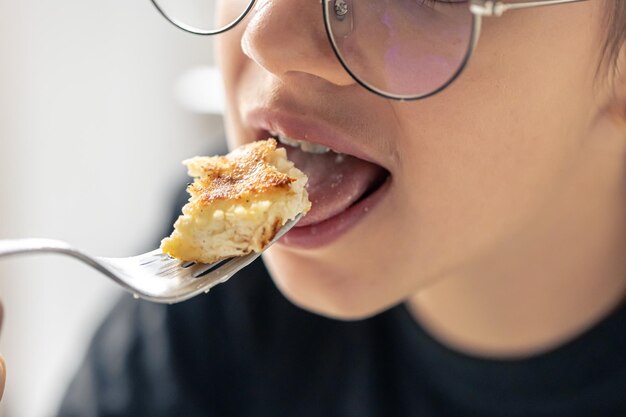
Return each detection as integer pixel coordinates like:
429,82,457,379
0,1,226,415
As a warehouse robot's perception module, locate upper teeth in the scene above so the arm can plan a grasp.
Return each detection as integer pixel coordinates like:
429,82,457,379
275,133,331,154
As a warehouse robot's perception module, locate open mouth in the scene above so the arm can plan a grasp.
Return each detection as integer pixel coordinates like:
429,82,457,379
257,130,391,246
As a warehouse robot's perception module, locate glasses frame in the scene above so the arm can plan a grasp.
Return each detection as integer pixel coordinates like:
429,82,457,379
149,0,256,35
149,0,589,100
323,0,588,100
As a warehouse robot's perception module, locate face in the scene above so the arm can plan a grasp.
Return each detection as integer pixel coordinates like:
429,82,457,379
216,0,609,319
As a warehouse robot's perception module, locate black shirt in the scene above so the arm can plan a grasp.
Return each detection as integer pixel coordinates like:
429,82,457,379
56,180,626,417
56,256,626,417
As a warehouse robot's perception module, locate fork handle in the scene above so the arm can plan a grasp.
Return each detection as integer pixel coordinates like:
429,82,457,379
0,238,76,258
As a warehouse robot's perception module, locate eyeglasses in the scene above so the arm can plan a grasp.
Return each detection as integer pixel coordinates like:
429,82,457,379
150,0,588,101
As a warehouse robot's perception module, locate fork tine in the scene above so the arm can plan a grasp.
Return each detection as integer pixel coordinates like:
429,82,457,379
189,259,230,277
156,262,185,277
193,252,261,283
139,257,161,266
133,249,165,265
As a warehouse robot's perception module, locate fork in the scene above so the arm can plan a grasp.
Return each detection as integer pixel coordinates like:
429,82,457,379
0,214,302,304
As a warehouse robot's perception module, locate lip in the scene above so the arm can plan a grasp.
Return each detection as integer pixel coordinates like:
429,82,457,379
245,107,391,248
245,108,387,169
279,176,391,249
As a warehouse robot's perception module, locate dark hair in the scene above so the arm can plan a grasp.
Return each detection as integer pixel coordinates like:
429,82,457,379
604,2,626,71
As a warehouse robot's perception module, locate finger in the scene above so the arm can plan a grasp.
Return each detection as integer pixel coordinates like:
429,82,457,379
0,354,5,401
0,302,4,401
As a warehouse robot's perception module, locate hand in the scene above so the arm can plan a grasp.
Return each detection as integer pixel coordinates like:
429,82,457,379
0,303,5,400
0,355,4,401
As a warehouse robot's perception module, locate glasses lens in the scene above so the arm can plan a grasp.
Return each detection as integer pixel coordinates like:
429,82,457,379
152,0,254,35
324,0,474,99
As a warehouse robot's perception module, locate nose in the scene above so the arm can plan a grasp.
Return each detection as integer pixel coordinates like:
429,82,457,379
240,0,355,87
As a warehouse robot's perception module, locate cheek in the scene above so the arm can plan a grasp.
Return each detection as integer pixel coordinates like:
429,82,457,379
216,30,246,148
385,2,600,264
394,122,574,272
389,60,595,272
216,0,252,28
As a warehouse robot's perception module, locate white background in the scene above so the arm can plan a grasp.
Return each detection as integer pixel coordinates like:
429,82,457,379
0,1,225,415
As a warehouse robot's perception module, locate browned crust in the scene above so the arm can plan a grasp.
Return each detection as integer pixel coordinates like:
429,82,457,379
258,217,283,249
188,139,295,204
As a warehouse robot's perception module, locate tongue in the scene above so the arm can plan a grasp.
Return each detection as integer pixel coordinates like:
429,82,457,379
284,145,386,227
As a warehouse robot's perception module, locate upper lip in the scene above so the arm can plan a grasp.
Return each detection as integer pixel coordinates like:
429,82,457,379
245,108,387,169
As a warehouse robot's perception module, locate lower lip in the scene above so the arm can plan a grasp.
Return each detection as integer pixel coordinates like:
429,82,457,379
279,176,391,249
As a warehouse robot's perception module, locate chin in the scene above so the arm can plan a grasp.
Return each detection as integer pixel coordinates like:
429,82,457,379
262,247,400,321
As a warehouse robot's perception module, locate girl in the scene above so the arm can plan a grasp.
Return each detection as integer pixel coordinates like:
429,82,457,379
58,1,626,416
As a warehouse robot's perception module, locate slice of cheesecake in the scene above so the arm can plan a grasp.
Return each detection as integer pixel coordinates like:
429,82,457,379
161,139,311,263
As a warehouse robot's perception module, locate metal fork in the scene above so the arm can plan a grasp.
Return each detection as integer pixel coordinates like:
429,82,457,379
0,214,301,304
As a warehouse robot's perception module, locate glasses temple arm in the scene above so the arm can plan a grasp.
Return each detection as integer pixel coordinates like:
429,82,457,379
470,0,587,17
